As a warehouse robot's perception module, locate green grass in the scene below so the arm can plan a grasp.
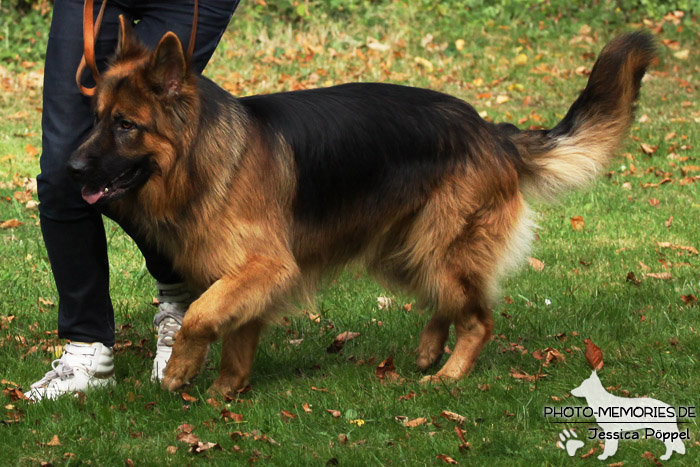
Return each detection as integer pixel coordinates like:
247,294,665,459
1,1,699,465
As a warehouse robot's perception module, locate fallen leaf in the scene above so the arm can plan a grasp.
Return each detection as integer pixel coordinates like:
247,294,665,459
302,402,312,413
645,272,672,280
528,257,545,271
570,216,584,231
0,219,22,229
375,356,396,379
509,368,547,382
327,409,341,418
404,417,428,428
648,198,660,207
436,454,458,464
326,331,361,353
665,215,673,228
47,435,61,446
181,392,198,402
673,49,689,60
626,271,641,285
176,432,200,445
584,338,603,371
280,410,296,421
398,391,416,402
681,294,697,305
656,242,698,255
440,410,466,425
640,143,658,155
580,447,596,458
455,426,471,451
166,446,178,454
191,441,222,454
220,409,243,422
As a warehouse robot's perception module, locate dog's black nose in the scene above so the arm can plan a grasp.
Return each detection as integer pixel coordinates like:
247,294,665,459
67,156,88,180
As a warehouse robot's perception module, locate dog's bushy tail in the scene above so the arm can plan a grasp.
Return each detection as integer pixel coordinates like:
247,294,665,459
514,31,656,201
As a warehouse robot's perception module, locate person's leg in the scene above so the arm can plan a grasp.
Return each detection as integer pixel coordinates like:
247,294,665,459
38,0,137,348
30,0,134,401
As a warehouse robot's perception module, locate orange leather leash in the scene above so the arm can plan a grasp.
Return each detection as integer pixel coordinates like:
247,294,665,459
75,0,106,96
76,0,199,97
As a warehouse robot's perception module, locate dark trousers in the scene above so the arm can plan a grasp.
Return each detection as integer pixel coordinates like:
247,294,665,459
38,0,239,346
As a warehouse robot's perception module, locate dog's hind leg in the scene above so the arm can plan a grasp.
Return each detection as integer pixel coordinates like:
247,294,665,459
209,318,264,396
421,295,493,382
163,254,299,392
416,315,451,370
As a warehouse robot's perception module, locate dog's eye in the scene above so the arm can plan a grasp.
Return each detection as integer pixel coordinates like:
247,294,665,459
120,119,135,130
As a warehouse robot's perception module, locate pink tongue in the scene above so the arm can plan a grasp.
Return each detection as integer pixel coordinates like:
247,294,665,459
81,187,104,205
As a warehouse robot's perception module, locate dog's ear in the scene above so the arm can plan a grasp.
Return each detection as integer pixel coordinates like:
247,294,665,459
149,32,188,98
116,15,142,59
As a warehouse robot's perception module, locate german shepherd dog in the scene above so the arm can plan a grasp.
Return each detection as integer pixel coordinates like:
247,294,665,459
67,17,655,395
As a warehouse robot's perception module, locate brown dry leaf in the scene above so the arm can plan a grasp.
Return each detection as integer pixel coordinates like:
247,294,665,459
337,433,348,445
220,409,243,422
166,445,178,454
509,368,547,382
648,198,660,207
3,387,29,401
681,294,697,305
541,347,566,366
191,441,222,454
440,410,466,425
580,447,596,458
656,241,699,255
645,272,672,280
181,392,198,402
643,450,662,466
570,216,584,231
375,355,396,379
681,165,700,175
436,454,459,464
455,426,471,452
404,417,428,428
280,410,296,421
46,435,61,446
327,409,341,418
398,391,416,402
24,143,39,158
607,463,624,467
665,215,673,228
403,303,413,312
584,338,603,371
640,143,658,155
176,432,200,445
528,257,545,271
626,271,641,285
0,219,23,229
326,331,361,353
302,402,312,413
177,423,195,434
310,386,328,392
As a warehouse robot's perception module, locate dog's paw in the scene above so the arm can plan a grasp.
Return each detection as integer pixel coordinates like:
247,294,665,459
556,429,584,457
416,349,444,371
419,374,456,385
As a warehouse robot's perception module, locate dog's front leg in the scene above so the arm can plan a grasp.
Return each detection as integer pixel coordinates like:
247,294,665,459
162,255,299,392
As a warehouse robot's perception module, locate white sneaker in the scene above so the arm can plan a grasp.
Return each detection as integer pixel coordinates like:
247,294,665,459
28,342,114,401
151,282,192,381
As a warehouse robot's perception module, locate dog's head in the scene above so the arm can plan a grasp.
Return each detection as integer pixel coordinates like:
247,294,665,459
67,16,198,205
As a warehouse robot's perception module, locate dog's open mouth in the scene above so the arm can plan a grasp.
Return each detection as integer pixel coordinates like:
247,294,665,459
81,164,148,205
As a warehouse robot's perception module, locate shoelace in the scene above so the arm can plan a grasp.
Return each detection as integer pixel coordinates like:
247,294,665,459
31,357,75,389
153,282,192,346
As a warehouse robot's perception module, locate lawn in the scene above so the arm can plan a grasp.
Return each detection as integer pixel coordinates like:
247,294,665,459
1,1,699,465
